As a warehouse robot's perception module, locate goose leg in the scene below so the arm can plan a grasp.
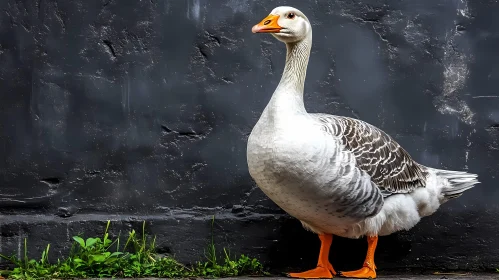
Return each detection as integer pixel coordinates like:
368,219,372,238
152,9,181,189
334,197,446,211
288,234,336,279
339,236,378,279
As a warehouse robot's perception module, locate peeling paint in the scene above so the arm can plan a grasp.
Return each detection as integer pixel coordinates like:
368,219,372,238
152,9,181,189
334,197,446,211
187,0,201,22
436,0,475,125
457,0,472,18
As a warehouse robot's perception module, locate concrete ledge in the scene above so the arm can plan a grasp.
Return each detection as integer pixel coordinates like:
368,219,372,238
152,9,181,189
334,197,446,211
0,208,498,273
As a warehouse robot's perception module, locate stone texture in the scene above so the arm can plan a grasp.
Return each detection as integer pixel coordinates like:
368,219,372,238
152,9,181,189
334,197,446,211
0,0,498,273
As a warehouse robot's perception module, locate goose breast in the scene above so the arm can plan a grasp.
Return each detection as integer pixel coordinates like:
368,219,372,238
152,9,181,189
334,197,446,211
247,115,384,229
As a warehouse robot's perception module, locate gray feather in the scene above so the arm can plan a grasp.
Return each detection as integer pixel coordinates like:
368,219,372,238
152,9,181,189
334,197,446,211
313,114,428,195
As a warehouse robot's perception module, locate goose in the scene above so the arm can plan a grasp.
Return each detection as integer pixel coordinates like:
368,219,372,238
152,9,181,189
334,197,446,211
246,6,480,279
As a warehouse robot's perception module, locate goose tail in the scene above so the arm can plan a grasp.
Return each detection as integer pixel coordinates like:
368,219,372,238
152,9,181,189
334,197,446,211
436,169,480,199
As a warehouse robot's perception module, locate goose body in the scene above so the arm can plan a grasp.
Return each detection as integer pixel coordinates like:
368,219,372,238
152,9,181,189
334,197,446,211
249,112,468,238
247,6,479,279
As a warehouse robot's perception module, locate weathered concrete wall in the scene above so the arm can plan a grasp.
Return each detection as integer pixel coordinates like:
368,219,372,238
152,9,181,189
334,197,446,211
0,0,498,273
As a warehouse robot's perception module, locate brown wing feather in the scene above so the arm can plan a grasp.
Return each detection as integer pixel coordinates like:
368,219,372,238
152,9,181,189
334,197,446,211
314,114,427,194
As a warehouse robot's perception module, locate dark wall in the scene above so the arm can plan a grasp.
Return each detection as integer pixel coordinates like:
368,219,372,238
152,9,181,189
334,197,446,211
0,0,498,272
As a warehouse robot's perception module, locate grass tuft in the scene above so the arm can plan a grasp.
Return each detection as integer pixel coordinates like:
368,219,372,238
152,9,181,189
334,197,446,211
0,219,268,279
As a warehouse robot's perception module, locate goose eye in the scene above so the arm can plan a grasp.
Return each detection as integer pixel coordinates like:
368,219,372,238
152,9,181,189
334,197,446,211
287,13,295,19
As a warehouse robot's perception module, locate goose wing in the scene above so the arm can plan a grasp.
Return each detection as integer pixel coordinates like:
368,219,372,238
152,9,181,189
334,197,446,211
313,114,428,195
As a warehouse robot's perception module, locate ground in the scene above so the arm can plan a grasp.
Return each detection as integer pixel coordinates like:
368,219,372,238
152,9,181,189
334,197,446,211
96,274,499,280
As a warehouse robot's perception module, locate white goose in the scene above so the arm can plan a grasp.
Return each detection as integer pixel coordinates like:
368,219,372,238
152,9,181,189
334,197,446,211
246,6,479,279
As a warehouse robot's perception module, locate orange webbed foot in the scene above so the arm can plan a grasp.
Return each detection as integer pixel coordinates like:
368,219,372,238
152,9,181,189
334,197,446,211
288,263,336,279
287,233,336,279
338,265,376,279
339,235,378,279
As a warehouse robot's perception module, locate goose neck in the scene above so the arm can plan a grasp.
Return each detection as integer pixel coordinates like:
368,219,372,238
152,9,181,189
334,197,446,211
281,35,312,89
272,34,312,113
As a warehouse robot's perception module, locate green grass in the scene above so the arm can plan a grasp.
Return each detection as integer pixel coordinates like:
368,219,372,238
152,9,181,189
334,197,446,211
0,218,268,279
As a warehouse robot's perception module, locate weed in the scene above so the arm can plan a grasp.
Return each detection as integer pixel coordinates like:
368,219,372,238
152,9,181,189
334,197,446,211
0,220,267,279
191,216,266,277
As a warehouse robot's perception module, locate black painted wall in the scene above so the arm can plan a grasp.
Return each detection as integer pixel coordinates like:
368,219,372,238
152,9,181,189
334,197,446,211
0,0,498,273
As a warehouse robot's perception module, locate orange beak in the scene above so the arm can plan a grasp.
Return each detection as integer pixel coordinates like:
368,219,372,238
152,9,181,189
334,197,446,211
252,14,282,33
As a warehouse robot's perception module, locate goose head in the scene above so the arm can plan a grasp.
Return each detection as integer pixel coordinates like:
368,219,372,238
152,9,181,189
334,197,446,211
252,6,311,43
